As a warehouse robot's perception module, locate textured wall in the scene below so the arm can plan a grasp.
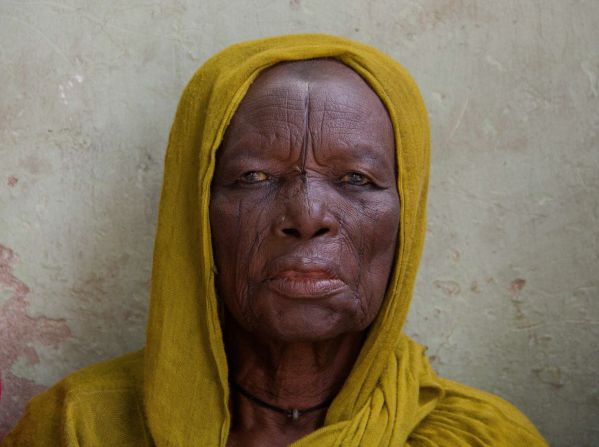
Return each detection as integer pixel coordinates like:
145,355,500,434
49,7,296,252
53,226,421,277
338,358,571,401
1,0,598,444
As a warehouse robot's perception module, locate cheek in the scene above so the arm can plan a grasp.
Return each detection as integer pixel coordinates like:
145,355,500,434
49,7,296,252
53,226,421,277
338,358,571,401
357,187,400,246
210,193,242,267
211,191,272,256
350,193,400,320
209,191,275,313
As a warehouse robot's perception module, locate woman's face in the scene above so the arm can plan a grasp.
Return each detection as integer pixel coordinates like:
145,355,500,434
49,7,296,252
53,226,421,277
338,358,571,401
210,60,400,342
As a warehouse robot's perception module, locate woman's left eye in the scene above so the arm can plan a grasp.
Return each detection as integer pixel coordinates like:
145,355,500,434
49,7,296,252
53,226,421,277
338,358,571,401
340,172,371,186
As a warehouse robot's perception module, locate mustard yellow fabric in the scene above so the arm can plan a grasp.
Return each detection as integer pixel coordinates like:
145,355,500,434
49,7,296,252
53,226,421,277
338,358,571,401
3,34,548,447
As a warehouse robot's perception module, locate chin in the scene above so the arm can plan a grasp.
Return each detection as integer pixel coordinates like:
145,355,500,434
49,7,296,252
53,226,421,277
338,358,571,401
250,299,367,343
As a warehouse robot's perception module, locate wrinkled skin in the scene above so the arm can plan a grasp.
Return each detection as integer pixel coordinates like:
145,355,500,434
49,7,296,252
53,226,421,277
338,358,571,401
210,59,400,447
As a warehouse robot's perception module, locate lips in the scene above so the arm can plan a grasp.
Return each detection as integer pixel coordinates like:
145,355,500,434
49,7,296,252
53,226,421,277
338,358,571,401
265,257,347,299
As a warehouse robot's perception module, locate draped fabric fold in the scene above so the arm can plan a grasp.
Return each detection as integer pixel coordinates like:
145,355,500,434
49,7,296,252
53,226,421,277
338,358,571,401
3,34,547,447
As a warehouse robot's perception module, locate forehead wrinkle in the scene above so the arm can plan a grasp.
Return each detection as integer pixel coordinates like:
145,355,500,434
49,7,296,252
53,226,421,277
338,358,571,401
321,89,374,114
222,89,308,165
305,88,390,168
228,67,394,171
242,79,312,173
321,89,386,128
307,95,369,171
234,86,307,132
299,82,311,173
241,85,307,112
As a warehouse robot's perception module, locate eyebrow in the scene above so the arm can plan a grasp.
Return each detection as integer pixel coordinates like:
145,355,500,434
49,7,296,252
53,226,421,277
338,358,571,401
218,134,295,166
323,142,394,173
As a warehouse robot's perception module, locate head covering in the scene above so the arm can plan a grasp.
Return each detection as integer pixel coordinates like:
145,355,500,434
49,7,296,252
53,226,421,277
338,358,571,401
3,33,547,447
144,34,547,446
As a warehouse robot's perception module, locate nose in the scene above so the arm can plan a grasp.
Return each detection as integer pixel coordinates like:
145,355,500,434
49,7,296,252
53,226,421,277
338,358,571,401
274,180,339,240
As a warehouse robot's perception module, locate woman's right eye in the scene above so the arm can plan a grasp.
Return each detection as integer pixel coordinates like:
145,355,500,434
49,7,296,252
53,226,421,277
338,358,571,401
239,171,269,184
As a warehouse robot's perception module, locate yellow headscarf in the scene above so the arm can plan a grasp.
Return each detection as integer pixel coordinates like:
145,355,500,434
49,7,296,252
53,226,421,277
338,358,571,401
144,34,547,446
3,34,547,447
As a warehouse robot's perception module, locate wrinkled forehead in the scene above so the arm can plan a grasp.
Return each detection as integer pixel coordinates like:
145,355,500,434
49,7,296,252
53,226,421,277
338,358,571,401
221,59,396,167
237,58,391,118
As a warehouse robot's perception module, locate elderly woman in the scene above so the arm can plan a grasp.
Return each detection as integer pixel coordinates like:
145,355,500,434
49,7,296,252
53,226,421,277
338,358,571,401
4,35,547,446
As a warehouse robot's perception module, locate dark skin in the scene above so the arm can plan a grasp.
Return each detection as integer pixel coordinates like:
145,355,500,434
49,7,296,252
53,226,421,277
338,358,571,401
210,59,400,447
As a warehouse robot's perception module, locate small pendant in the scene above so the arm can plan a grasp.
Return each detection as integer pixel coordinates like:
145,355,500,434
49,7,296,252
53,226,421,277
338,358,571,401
291,408,300,421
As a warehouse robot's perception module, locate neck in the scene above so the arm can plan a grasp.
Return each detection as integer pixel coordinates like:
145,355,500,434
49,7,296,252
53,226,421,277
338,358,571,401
224,312,364,437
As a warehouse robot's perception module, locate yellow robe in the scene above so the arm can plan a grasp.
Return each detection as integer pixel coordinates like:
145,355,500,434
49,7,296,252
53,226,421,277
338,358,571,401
3,34,548,446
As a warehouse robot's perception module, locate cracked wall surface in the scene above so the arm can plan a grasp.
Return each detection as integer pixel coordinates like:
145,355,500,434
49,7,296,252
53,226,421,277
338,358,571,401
1,1,598,445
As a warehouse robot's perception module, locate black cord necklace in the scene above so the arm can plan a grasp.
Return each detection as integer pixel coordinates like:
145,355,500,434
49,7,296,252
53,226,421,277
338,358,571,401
229,381,333,422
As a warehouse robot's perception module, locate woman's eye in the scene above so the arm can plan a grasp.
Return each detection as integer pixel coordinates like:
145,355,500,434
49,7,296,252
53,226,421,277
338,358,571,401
240,171,269,183
340,172,370,186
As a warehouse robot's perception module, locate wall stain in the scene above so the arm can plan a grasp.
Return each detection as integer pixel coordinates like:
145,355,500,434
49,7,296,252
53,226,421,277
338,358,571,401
532,365,565,389
0,244,72,437
402,0,490,32
428,354,442,367
470,280,481,293
18,154,52,176
7,176,18,187
433,279,461,297
510,278,527,295
451,248,460,262
507,278,545,330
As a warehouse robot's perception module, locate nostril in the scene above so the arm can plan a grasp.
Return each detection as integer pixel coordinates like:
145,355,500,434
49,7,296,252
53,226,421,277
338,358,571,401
282,228,301,238
313,228,329,237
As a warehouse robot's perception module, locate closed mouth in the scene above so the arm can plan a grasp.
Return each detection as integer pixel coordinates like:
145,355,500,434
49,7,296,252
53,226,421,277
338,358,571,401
267,275,347,299
266,257,347,299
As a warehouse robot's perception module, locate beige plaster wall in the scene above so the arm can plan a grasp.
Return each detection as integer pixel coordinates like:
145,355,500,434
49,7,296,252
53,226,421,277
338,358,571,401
1,0,598,444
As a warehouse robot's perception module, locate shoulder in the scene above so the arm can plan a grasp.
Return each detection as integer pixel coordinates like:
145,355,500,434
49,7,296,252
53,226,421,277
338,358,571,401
412,377,548,447
2,350,150,447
